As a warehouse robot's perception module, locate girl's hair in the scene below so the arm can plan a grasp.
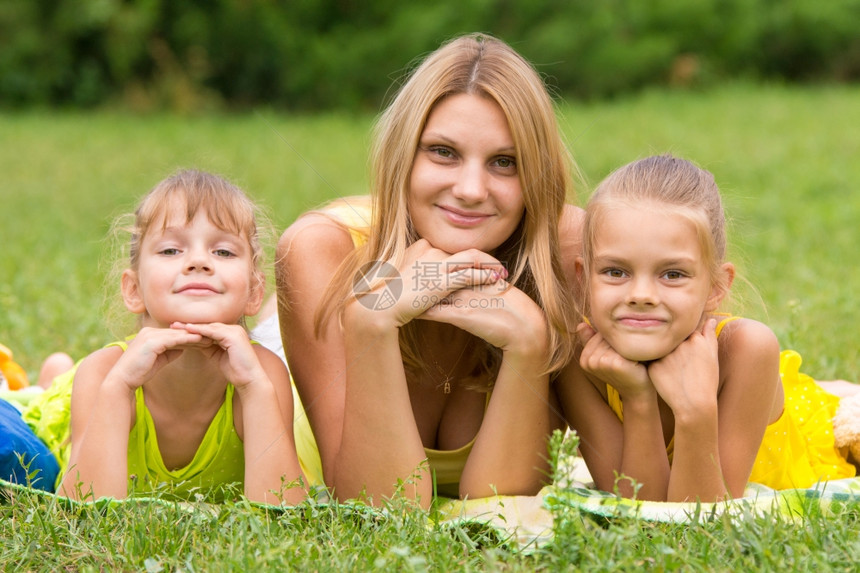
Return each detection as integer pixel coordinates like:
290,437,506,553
314,32,577,376
107,169,266,334
582,154,731,316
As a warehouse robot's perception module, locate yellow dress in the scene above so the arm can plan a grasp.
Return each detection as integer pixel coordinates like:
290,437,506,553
605,316,855,490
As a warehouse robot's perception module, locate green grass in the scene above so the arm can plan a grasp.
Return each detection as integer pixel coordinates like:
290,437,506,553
3,83,860,569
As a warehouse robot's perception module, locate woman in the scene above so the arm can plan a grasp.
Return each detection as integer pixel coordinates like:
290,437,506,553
257,33,583,507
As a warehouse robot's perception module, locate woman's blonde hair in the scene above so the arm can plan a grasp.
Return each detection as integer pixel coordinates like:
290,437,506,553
316,33,577,376
107,169,267,334
582,154,732,317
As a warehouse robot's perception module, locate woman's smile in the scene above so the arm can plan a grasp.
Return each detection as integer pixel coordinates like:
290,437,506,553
408,93,524,254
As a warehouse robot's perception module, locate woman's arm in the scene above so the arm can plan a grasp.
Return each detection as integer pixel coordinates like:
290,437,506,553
416,279,558,497
275,215,358,490
337,241,506,506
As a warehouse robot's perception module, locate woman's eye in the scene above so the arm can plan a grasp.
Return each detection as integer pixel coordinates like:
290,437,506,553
494,156,516,169
430,146,454,159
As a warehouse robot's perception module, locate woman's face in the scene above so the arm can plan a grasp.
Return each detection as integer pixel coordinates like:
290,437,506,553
407,93,525,255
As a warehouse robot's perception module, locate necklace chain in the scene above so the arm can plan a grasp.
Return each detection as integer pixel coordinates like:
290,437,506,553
432,339,471,394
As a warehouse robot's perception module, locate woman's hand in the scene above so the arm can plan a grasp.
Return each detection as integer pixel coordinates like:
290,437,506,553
349,239,507,331
418,278,547,361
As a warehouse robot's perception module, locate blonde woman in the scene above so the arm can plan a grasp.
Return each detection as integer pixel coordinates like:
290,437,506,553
256,33,583,507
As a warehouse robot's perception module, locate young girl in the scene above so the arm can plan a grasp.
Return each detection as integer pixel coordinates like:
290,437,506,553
258,33,583,507
557,154,856,502
23,169,305,504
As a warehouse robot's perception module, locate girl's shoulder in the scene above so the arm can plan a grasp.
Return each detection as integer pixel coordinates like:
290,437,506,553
252,343,289,380
716,316,780,363
73,345,126,387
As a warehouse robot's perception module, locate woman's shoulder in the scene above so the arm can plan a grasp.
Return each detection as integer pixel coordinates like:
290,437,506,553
559,203,586,290
560,203,585,236
277,203,367,263
278,197,370,258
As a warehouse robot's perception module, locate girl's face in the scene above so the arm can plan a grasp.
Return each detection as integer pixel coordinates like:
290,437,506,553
122,208,262,327
407,93,525,255
587,205,720,362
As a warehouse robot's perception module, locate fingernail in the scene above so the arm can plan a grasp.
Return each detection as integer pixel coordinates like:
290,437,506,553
490,271,500,281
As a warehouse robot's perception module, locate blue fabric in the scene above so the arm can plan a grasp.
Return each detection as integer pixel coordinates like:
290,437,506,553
0,398,59,491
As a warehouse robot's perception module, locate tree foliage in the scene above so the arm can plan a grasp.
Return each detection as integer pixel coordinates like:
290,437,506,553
1,0,858,111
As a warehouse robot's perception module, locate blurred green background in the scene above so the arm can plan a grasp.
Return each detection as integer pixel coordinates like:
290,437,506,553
2,0,859,112
1,1,859,383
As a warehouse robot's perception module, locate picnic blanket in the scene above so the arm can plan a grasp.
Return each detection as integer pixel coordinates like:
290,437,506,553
8,468,859,552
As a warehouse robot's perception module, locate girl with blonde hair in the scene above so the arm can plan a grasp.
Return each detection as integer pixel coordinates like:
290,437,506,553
25,169,306,504
558,154,856,502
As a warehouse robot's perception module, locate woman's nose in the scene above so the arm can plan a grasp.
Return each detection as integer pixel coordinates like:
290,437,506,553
451,161,489,203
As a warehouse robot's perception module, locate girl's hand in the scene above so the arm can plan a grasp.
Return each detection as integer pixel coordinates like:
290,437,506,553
350,239,507,330
172,322,266,390
578,321,652,399
110,326,205,391
647,318,720,416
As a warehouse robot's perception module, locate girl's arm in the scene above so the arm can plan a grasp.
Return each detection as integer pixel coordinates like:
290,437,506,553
713,320,781,497
556,325,671,499
59,347,133,499
576,324,670,499
649,318,780,501
60,327,204,499
179,322,305,505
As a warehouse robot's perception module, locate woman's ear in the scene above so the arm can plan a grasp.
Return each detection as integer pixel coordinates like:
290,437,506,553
705,262,736,311
121,270,146,314
575,256,585,282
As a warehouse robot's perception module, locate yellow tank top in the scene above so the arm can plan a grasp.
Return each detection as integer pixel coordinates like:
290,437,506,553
127,382,244,501
604,315,855,489
22,340,246,499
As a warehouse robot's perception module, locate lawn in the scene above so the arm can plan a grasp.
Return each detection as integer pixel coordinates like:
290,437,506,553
2,83,860,570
